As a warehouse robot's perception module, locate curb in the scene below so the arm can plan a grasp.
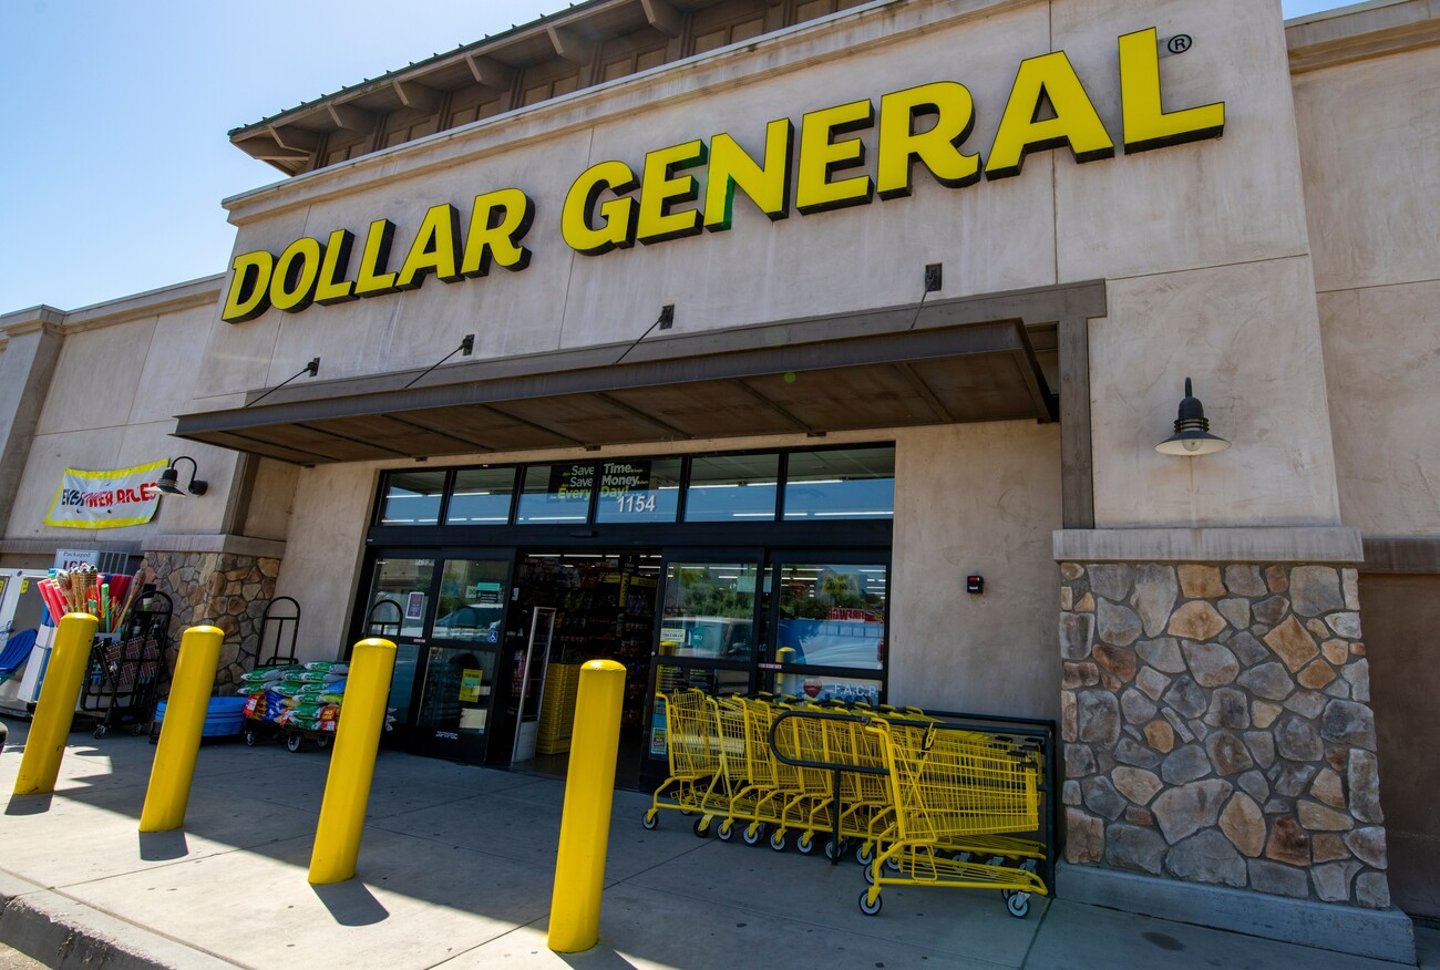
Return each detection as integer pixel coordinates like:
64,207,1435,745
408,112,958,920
0,871,234,970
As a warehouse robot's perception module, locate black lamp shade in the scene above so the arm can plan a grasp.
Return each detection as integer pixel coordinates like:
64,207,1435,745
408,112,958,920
158,456,208,496
155,467,184,495
1156,378,1230,456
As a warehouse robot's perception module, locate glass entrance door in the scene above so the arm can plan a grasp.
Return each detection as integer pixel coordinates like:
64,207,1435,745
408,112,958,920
765,556,888,705
645,555,764,775
362,553,513,760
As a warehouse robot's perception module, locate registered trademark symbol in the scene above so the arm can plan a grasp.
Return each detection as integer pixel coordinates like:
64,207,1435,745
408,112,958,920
1167,34,1193,54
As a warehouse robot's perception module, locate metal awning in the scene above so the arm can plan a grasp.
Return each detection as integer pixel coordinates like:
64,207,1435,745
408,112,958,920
173,297,1063,465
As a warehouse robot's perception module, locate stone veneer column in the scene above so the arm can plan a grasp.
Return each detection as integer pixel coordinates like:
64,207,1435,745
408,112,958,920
1059,561,1389,908
141,550,281,689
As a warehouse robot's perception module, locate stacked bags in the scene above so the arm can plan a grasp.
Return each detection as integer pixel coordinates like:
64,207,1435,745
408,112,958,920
240,661,349,733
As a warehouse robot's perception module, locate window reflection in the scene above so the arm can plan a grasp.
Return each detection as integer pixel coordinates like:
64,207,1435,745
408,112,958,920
366,558,435,639
659,562,759,662
774,563,886,671
445,468,516,525
783,447,894,520
684,453,779,522
378,471,446,525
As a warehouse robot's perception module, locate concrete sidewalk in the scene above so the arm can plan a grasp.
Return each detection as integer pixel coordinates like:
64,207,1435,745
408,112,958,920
0,718,1434,970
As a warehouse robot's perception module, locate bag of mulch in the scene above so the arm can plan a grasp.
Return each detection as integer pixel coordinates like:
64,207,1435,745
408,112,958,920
304,661,348,675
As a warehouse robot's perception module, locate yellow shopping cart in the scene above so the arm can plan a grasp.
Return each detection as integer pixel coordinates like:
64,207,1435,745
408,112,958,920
858,719,1048,918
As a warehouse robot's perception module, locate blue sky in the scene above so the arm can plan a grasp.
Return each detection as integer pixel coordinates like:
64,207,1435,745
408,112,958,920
0,0,1355,314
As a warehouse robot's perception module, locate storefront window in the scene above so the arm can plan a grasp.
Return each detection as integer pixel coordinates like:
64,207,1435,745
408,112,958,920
683,453,779,522
377,470,447,525
783,447,894,520
432,559,509,643
516,462,595,523
594,457,682,523
444,468,516,525
365,557,436,638
659,562,761,661
774,563,886,671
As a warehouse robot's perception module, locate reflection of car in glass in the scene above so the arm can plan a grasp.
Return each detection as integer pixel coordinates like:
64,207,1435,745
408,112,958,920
433,604,503,641
778,618,884,670
660,617,753,658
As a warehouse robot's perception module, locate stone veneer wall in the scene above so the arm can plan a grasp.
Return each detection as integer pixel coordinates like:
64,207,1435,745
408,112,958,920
1059,562,1389,908
142,551,281,689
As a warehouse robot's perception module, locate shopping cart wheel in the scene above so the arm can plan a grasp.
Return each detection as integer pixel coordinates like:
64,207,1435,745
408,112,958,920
742,823,768,847
642,811,659,831
1005,891,1030,919
862,862,877,886
1019,858,1039,874
825,838,848,861
93,724,108,740
858,889,883,916
716,820,735,842
796,833,816,855
856,842,875,866
952,851,972,863
286,733,304,753
692,816,713,838
769,830,787,852
315,735,331,750
884,855,901,873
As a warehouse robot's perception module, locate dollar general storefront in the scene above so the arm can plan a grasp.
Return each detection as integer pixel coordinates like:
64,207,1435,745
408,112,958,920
1,0,1436,958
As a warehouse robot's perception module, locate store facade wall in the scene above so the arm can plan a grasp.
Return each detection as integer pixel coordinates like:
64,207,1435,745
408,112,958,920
195,0,1381,931
0,279,284,687
889,419,1062,719
1289,4,1440,919
1,0,1431,952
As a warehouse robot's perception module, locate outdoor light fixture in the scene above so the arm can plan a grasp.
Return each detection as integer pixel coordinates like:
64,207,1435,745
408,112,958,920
1155,377,1230,456
245,356,321,407
404,334,475,388
156,456,208,496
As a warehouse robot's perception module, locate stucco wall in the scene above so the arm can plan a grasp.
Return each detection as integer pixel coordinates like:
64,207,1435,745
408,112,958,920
1293,43,1440,537
206,0,1338,533
6,298,241,542
889,420,1062,720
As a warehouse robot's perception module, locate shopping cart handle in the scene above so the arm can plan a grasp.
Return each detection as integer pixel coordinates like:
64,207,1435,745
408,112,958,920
766,709,888,776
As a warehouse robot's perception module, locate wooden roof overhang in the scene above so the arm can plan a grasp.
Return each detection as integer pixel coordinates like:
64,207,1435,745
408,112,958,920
174,298,1066,466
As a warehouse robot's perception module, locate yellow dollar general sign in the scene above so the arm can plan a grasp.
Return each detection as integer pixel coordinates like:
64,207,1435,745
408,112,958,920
223,27,1223,323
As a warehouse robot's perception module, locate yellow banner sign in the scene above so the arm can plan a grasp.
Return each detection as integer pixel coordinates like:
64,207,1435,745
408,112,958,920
44,459,170,530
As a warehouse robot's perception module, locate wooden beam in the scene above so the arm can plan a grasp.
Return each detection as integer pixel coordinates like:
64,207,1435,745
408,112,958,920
392,79,440,113
641,0,683,37
465,53,515,91
268,124,321,152
547,24,595,64
241,142,311,164
327,103,376,131
1058,315,1095,529
1362,537,1440,575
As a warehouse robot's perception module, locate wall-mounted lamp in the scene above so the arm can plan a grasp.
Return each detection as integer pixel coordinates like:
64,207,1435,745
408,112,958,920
404,334,475,388
156,456,208,496
245,356,321,408
1155,377,1230,456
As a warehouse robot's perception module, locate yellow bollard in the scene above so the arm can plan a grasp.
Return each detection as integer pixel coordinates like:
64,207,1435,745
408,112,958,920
308,637,397,884
14,613,98,796
548,659,626,953
775,646,796,695
139,625,225,832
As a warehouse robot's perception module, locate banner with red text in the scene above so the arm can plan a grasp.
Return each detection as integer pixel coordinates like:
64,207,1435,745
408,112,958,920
44,459,168,529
